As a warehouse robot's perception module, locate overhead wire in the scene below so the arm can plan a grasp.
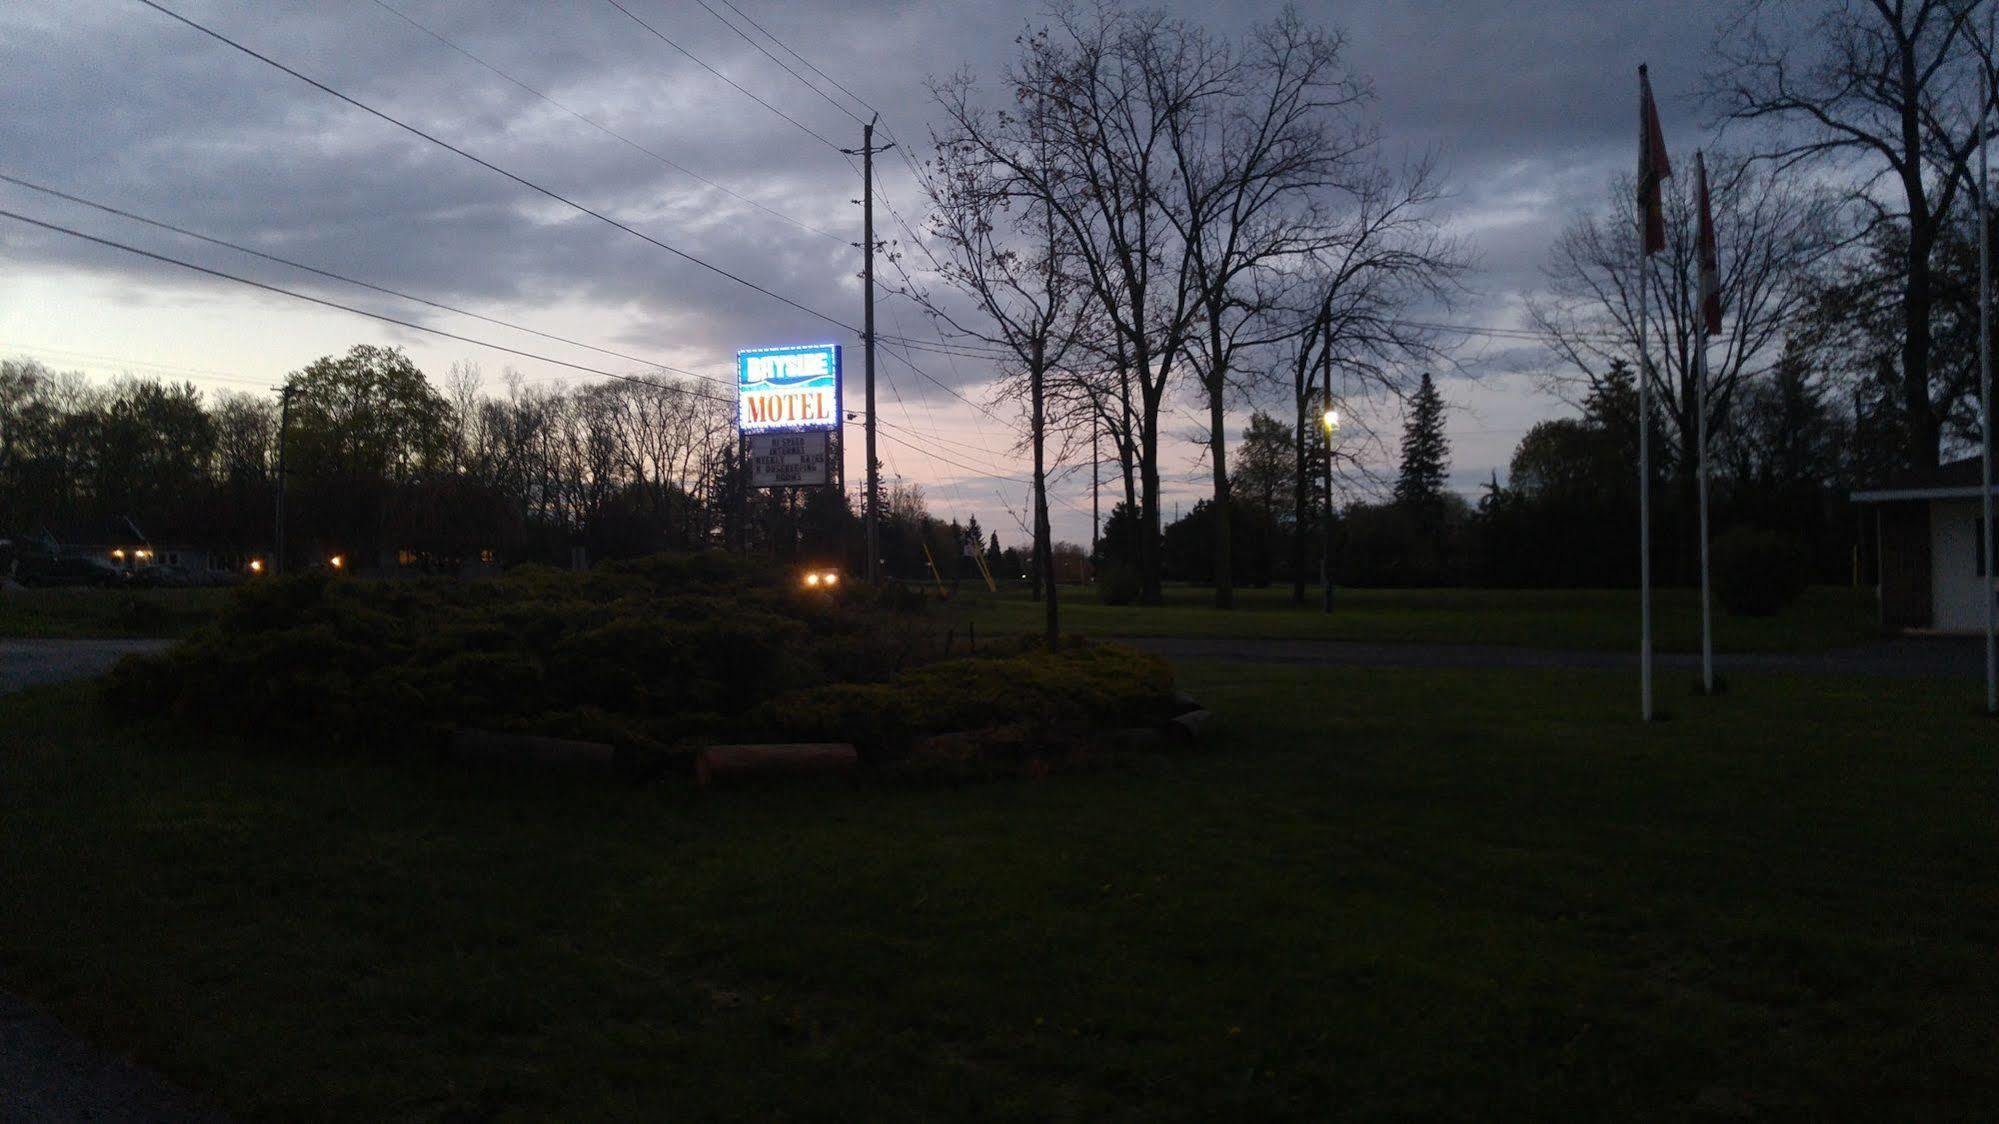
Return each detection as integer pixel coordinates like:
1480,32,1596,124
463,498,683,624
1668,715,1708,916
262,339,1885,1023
599,0,844,151
366,0,845,243
133,0,857,335
0,171,738,392
0,208,741,408
687,0,865,125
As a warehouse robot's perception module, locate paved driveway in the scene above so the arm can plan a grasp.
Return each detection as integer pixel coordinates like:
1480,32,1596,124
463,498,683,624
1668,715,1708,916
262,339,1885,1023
1120,634,1983,679
0,638,172,696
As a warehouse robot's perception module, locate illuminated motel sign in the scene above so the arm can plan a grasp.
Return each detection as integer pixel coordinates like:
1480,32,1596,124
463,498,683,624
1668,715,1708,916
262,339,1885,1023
739,343,841,489
738,343,842,434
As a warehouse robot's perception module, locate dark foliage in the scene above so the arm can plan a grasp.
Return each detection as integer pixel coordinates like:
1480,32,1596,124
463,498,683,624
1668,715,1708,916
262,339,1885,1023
103,555,929,756
766,639,1175,764
1711,528,1813,617
1161,498,1278,587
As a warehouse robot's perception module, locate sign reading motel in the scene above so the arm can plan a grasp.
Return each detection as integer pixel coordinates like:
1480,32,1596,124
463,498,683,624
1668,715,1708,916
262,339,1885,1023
737,343,842,434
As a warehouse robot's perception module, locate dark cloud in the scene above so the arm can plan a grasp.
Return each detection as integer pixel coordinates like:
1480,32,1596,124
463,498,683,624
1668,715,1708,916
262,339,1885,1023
1,0,1745,542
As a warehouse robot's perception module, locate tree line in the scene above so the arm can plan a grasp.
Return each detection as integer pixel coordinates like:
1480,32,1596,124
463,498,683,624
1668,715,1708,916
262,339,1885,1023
917,0,1999,620
0,346,1026,578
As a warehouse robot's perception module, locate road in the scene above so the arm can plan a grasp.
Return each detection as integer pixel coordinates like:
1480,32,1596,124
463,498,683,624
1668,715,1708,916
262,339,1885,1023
1119,634,1983,679
0,638,172,696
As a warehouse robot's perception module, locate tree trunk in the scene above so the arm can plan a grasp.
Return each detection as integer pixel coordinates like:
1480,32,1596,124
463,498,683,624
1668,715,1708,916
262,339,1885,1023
1902,231,1941,470
1032,351,1058,645
1139,396,1164,605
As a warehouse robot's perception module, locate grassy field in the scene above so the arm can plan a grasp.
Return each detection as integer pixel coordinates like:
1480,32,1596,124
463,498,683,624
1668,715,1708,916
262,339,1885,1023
3,662,1994,1119
955,584,1881,652
0,585,235,638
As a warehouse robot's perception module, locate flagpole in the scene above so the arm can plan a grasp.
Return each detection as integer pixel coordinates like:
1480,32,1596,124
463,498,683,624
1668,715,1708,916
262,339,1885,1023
1696,151,1714,697
1637,68,1656,723
1981,4,1996,717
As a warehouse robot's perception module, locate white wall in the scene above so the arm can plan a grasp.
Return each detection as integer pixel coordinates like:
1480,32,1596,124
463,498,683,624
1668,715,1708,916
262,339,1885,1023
1932,499,1996,632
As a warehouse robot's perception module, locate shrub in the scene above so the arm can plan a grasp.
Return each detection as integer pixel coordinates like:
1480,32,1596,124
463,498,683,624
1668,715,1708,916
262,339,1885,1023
103,553,923,753
1096,560,1142,605
1711,527,1811,617
766,640,1174,760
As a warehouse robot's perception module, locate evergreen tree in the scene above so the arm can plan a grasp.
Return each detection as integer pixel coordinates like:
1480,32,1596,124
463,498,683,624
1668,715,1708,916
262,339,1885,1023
1394,372,1450,515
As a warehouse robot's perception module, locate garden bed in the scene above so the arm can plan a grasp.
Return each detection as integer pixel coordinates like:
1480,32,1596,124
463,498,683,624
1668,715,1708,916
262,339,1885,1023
103,554,1186,783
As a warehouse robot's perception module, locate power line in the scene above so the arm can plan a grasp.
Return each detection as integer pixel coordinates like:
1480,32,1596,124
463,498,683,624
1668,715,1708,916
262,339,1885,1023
133,0,855,335
367,0,843,243
0,207,741,408
0,339,277,389
711,0,881,121
688,0,864,125
0,171,737,392
4,210,1028,476
600,0,844,151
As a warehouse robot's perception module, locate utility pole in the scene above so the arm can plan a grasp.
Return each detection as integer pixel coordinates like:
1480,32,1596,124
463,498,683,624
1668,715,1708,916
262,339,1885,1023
845,116,892,585
274,381,293,575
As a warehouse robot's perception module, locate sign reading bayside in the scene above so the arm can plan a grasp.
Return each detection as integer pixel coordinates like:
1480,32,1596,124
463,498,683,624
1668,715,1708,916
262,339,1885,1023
738,343,841,433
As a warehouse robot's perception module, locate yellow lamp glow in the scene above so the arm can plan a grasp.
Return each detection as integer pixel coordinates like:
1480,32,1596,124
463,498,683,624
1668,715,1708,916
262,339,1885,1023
328,555,345,570
1323,408,1340,431
805,572,821,587
248,559,264,574
823,572,839,586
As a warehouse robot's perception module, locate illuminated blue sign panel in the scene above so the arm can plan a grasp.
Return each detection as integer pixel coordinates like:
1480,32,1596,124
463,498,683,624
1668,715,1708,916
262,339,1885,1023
738,343,842,433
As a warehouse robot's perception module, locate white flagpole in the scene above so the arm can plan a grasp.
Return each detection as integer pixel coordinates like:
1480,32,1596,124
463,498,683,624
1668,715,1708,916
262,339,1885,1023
1638,237,1655,723
1982,4,1996,716
1698,312,1714,695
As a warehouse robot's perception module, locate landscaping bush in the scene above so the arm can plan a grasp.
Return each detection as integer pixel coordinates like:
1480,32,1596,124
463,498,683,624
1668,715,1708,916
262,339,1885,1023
103,554,927,754
766,640,1175,762
1711,527,1812,617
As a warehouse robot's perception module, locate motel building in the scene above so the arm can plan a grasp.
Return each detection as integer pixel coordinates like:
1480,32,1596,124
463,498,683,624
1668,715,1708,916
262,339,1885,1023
1853,455,1999,633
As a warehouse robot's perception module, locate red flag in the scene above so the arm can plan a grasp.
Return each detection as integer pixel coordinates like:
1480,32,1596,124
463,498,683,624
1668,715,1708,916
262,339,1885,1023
1696,150,1721,335
1638,64,1672,256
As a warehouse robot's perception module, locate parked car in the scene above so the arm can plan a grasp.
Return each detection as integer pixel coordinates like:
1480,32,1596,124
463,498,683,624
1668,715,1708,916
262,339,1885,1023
15,555,127,587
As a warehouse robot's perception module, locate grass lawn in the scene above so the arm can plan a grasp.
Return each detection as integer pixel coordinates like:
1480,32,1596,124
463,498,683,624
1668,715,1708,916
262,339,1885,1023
0,585,235,638
955,584,1881,653
3,662,1995,1119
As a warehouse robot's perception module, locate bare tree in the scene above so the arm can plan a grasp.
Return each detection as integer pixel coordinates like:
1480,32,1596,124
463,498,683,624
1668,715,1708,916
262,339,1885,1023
937,8,1212,604
1706,0,1996,469
1532,151,1837,578
1160,9,1371,608
923,74,1093,642
1282,156,1466,601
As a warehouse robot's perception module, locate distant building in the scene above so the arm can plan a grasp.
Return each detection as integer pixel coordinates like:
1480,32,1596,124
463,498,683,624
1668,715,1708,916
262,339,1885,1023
26,516,153,571
1852,456,1998,632
24,517,218,575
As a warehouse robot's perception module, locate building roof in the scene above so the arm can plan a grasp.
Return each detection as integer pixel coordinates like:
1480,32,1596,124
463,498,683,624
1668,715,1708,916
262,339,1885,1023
1852,456,1999,503
31,516,150,547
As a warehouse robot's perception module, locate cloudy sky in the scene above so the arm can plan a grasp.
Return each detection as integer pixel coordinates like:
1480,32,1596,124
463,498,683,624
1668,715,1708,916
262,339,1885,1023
0,0,1730,546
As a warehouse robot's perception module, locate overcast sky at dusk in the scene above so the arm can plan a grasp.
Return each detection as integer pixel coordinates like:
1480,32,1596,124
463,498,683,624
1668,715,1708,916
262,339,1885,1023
1,1,1736,546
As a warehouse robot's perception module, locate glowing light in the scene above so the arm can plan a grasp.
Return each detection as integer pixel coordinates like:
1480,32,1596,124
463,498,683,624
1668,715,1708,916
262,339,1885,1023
1323,408,1340,431
328,555,345,570
248,559,264,574
805,572,821,587
823,572,839,586
111,549,125,559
